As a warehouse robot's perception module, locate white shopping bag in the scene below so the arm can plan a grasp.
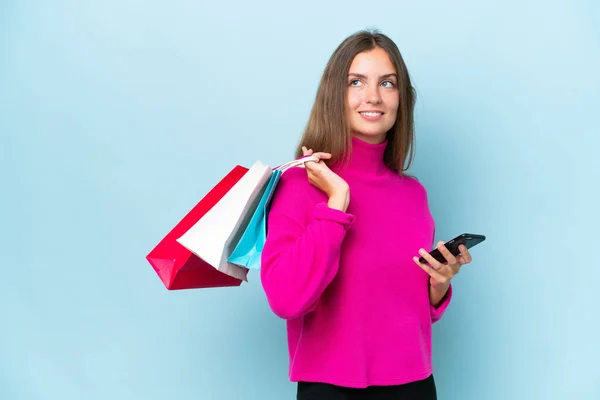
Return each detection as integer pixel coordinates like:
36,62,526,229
176,156,319,282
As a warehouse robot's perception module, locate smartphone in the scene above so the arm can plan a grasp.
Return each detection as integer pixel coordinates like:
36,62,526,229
418,233,486,264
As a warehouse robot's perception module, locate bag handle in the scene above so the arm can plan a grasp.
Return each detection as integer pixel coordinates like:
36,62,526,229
275,155,319,173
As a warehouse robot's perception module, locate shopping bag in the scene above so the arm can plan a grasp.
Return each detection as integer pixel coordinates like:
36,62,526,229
176,160,274,281
227,156,318,270
146,165,249,290
227,170,282,270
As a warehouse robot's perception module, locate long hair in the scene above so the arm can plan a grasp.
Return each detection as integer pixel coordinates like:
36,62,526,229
295,29,417,174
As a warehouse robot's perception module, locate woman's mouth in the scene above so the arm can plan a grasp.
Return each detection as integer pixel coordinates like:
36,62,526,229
359,111,384,121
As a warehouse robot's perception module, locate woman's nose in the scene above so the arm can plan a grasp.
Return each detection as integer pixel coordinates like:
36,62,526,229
365,86,382,105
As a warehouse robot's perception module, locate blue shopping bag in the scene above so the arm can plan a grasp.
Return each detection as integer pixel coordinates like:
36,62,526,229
227,155,317,270
228,170,282,270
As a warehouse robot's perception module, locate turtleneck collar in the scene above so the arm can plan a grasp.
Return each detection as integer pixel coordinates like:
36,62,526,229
334,136,390,176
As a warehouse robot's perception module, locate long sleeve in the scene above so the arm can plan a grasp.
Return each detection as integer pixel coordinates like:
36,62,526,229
260,169,355,320
427,223,453,323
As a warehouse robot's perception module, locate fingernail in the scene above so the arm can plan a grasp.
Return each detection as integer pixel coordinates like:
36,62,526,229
418,249,426,254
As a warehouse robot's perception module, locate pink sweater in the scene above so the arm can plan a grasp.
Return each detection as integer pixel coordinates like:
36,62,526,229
260,137,452,388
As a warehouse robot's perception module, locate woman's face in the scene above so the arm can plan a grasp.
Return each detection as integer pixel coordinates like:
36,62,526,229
346,47,400,144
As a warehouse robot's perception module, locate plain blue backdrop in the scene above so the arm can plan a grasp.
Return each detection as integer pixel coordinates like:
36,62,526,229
1,1,598,399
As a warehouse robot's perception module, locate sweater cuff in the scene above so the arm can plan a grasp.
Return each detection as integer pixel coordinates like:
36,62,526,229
313,202,355,229
430,283,452,323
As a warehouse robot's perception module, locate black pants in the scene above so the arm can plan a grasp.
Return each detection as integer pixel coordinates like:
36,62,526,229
297,374,437,400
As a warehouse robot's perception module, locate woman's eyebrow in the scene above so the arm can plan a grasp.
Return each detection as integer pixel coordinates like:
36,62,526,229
348,73,398,79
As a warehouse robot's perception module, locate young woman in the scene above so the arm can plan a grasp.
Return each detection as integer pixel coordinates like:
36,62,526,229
260,29,473,400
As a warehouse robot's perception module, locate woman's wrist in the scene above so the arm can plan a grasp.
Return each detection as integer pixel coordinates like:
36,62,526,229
429,280,451,307
327,189,349,212
430,280,450,291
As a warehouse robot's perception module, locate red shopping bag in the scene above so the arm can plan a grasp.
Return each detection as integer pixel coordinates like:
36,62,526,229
146,165,249,290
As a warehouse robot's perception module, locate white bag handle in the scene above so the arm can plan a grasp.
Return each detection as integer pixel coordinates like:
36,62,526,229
275,155,319,173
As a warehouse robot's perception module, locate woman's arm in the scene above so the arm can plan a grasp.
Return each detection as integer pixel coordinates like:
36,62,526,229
260,169,353,320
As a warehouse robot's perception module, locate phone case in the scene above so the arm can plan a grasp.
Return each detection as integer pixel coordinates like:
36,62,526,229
418,233,486,264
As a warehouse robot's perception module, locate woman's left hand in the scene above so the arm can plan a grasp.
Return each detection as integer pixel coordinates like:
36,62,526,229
413,241,473,287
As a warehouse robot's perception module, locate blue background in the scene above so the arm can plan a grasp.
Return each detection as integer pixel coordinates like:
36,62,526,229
1,1,598,399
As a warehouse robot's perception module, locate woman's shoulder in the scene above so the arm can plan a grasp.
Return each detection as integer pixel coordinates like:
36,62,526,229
401,173,426,188
397,173,431,199
276,166,325,201
278,165,310,187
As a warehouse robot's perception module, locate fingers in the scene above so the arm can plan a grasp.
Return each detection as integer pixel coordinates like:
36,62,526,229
304,160,330,181
415,241,473,283
459,245,472,263
301,146,313,156
435,242,458,266
304,161,318,173
418,248,445,270
302,151,331,175
301,146,331,160
412,256,448,284
311,152,332,162
417,245,457,279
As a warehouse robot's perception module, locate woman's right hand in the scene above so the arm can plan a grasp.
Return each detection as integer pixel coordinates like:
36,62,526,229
301,146,350,212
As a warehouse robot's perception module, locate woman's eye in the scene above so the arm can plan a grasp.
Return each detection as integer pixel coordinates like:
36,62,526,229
350,79,362,86
381,80,395,88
